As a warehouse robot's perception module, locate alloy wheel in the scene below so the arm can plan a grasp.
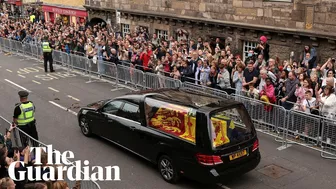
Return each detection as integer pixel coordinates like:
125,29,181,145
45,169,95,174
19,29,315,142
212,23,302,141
80,117,91,136
160,158,174,180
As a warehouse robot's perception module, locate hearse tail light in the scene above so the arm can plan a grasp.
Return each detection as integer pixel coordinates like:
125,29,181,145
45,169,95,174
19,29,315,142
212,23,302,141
196,153,223,166
252,139,259,152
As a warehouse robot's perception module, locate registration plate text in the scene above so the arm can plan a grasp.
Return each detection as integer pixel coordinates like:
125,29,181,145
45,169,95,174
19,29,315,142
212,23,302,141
229,149,247,161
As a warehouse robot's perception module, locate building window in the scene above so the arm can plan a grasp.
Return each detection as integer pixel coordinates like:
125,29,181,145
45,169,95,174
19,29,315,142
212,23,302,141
121,24,130,37
243,41,258,61
156,29,168,41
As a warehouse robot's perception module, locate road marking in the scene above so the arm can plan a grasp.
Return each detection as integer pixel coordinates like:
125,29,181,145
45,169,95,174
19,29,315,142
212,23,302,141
4,79,32,92
37,67,44,70
48,87,59,93
67,95,80,102
32,80,41,84
217,184,231,189
18,75,26,78
49,101,78,116
6,69,12,73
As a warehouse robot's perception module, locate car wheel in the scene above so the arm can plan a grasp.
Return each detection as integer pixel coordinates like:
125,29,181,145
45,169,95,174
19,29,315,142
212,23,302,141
158,155,180,184
80,116,92,137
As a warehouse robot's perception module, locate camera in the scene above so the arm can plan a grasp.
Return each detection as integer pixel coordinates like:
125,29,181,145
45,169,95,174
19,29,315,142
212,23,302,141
331,58,335,63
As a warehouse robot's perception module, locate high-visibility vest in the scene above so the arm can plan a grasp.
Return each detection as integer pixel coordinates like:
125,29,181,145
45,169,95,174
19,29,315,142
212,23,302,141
17,102,35,126
29,15,35,22
42,42,52,52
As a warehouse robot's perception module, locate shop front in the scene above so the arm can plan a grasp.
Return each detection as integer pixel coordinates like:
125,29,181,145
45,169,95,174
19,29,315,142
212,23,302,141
4,0,23,18
42,5,87,25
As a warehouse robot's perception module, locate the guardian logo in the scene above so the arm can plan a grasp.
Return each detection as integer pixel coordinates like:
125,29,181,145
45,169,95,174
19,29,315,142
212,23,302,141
8,145,121,182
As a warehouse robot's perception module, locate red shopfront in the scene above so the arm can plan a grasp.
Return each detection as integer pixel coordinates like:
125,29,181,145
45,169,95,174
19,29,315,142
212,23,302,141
42,5,87,25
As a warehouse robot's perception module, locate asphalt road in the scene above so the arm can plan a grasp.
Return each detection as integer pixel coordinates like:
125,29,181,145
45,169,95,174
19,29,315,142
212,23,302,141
0,53,335,189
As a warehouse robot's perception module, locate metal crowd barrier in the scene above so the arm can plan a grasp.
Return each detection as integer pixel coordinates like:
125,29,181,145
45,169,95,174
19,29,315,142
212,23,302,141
0,116,101,189
1,37,335,160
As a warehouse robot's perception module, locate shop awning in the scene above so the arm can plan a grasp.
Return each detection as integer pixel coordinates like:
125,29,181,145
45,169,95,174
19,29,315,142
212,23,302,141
42,5,87,17
6,0,22,5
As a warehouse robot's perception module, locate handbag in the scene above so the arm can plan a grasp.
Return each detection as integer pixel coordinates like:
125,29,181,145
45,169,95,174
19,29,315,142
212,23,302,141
306,99,319,115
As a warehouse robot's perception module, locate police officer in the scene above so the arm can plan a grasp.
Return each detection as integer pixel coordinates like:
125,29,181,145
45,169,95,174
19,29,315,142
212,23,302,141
12,91,38,147
42,36,54,72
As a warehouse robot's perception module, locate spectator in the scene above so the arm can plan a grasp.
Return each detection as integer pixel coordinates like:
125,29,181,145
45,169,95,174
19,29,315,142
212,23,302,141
267,58,279,75
301,45,317,69
200,61,210,85
315,85,336,118
294,82,306,111
216,63,230,90
321,69,336,88
301,52,314,70
254,36,270,62
243,61,259,90
260,78,276,111
233,64,244,95
170,66,181,80
0,177,16,189
34,183,47,189
253,54,266,70
194,59,203,84
207,66,218,88
180,60,193,82
246,83,259,100
302,90,318,115
298,73,307,86
281,71,300,110
258,69,268,91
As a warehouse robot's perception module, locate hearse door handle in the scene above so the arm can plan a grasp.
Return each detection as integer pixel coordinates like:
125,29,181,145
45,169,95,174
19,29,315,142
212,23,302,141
130,126,136,131
108,120,113,123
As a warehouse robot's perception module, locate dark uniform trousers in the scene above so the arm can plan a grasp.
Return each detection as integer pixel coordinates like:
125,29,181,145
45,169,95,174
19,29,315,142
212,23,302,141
43,52,54,72
18,120,39,147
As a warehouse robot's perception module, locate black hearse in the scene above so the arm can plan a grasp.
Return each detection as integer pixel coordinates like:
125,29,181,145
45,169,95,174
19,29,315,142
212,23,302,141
77,88,260,184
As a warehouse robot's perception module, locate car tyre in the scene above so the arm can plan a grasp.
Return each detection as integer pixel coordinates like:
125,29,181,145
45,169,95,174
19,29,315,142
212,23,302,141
80,116,92,137
158,155,180,184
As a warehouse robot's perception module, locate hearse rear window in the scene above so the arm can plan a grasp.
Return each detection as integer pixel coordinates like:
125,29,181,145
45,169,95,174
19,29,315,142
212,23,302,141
210,106,252,148
145,98,196,144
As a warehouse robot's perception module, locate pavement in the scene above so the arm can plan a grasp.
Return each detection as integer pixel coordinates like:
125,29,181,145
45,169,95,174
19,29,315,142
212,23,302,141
0,53,335,189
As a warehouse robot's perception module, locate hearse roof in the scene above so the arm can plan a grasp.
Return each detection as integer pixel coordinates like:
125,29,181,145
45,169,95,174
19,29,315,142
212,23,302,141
121,88,241,109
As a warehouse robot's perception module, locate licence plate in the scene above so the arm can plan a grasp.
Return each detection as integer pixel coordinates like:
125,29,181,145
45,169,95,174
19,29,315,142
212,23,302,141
229,149,247,161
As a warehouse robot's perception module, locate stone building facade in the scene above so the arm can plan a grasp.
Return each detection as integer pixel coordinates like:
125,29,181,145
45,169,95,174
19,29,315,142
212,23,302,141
85,0,336,62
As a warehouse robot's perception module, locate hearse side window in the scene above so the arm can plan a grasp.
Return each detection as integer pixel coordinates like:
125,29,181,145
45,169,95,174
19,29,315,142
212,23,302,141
210,106,253,148
117,102,140,122
144,97,196,144
102,100,123,114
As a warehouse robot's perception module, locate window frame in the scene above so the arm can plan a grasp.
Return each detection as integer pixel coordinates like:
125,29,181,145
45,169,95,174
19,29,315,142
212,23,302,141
116,101,140,122
243,41,258,61
121,23,130,37
144,97,197,145
101,100,124,115
155,29,169,41
209,105,255,149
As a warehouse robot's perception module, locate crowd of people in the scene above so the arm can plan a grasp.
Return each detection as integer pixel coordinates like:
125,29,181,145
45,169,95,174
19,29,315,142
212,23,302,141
1,9,336,120
0,124,80,189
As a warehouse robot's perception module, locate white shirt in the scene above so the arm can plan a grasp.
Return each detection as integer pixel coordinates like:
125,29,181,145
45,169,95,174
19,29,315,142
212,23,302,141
320,93,336,118
302,97,316,114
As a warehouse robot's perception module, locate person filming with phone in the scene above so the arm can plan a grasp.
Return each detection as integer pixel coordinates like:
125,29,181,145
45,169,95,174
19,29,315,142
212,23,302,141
253,36,270,62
